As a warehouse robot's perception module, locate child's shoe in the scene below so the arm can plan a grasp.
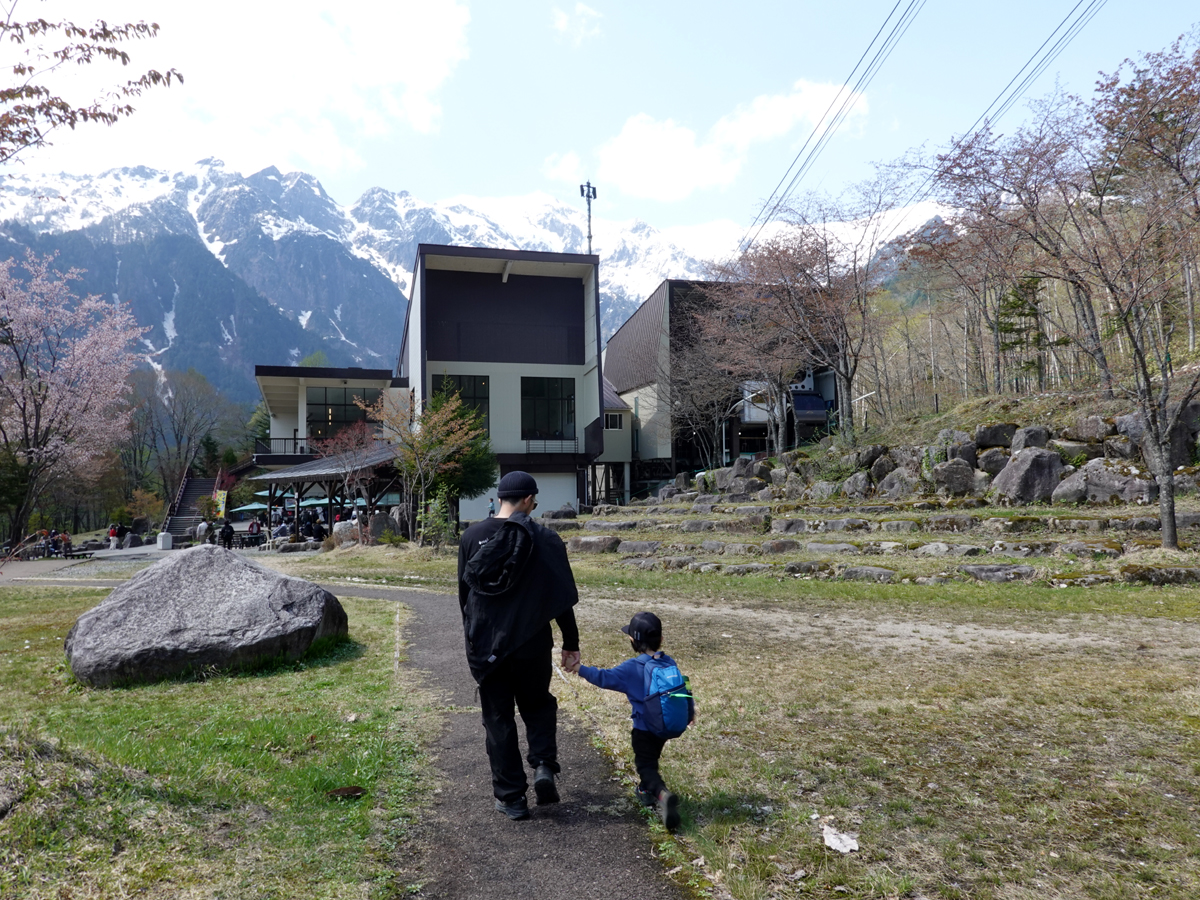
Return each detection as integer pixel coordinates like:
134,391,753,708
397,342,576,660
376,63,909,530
657,789,681,831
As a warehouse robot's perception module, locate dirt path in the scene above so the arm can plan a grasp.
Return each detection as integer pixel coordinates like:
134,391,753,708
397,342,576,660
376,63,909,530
335,586,689,900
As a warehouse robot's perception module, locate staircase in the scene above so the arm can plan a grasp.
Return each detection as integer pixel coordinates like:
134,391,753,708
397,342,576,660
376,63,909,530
164,476,218,540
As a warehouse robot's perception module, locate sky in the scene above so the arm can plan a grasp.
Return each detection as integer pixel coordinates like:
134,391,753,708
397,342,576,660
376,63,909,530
10,1,1200,257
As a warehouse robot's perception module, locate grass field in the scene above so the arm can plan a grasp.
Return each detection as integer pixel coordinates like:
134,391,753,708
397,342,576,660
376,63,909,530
0,586,436,900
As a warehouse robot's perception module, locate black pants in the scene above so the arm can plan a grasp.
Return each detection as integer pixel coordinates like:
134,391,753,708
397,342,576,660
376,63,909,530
631,728,667,797
477,643,559,802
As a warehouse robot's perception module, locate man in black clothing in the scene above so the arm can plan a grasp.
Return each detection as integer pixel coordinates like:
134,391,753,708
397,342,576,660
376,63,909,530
457,471,581,821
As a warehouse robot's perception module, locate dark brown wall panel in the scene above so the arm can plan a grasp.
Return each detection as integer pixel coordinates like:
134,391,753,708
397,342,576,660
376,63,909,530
425,270,585,364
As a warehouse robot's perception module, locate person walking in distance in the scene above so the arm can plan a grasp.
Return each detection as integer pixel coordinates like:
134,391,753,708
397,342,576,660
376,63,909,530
457,471,581,820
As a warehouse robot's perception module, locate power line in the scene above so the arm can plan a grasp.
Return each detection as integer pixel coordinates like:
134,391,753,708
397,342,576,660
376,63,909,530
737,0,926,254
886,0,1110,238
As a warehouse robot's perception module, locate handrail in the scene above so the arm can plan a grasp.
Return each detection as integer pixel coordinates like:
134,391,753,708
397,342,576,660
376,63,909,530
524,438,578,453
255,437,315,455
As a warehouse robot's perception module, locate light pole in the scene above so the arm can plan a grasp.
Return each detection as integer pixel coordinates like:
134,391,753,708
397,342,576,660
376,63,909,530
579,181,597,254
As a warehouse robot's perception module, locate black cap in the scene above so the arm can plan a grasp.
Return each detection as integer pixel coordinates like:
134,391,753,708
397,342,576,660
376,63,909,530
621,611,662,643
497,470,539,499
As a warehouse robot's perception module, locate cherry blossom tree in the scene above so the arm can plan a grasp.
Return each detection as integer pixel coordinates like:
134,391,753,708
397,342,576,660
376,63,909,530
312,420,384,545
0,252,143,541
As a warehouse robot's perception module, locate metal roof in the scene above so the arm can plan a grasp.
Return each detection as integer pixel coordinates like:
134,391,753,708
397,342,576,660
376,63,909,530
604,280,669,394
249,444,397,483
602,376,630,410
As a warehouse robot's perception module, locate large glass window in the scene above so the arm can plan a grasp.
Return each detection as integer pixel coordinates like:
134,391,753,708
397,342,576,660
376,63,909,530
438,374,490,432
306,386,382,440
521,377,575,440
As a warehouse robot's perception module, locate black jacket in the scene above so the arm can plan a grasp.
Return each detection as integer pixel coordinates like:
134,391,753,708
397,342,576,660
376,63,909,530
457,511,579,683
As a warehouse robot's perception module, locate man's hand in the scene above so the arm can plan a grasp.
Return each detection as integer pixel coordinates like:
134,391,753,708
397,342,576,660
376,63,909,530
561,649,581,674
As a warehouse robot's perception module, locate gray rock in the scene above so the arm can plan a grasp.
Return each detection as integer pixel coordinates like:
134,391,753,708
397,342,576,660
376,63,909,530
1115,411,1145,445
567,536,622,553
771,518,811,534
878,519,919,532
1110,516,1160,531
541,506,578,520
691,503,717,514
1064,415,1116,442
959,564,1036,582
277,540,323,553
927,514,979,532
804,542,859,554
785,561,832,575
977,447,1011,476
784,472,807,500
991,448,1065,504
1051,517,1106,533
877,469,919,500
842,471,872,499
121,533,143,549
712,467,734,491
915,542,986,558
585,520,639,531
700,540,726,552
1074,458,1158,505
856,444,887,469
661,556,696,569
657,485,680,502
722,543,760,556
617,540,661,554
682,520,715,533
937,429,971,445
806,481,840,502
972,469,993,495
761,539,800,554
915,576,954,585
1174,472,1198,496
673,472,693,491
622,558,659,570
752,461,774,481
756,487,777,502
332,520,360,545
870,454,897,483
1048,439,1104,462
841,566,895,583
1059,540,1122,558
63,545,347,688
1011,426,1050,452
932,457,975,495
1051,470,1087,505
369,513,394,541
1121,566,1200,585
543,521,581,533
734,506,771,516
770,467,789,486
948,441,978,470
991,540,1055,557
591,504,623,516
975,423,1018,448
820,518,870,532
723,563,773,576
1105,435,1136,459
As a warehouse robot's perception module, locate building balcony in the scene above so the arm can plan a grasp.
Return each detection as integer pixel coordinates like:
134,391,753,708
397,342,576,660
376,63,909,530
253,437,316,467
524,438,578,453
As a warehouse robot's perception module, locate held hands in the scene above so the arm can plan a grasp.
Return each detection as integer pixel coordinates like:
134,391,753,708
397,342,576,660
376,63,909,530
560,649,581,675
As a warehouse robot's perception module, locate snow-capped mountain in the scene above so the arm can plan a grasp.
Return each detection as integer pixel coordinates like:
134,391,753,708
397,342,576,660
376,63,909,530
0,160,709,399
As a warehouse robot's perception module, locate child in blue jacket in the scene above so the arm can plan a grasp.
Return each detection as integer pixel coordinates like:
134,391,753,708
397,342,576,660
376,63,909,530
576,611,693,831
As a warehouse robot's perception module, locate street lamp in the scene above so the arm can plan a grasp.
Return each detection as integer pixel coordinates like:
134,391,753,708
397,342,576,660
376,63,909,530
579,181,597,255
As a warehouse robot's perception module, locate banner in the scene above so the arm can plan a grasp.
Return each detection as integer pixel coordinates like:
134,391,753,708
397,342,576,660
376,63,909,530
214,490,228,518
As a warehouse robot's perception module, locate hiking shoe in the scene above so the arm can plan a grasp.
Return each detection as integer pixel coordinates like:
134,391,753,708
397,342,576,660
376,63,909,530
494,796,530,820
634,785,656,808
533,764,560,805
657,790,681,831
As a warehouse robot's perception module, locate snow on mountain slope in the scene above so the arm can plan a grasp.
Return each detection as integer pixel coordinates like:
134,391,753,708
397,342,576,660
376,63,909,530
0,160,711,338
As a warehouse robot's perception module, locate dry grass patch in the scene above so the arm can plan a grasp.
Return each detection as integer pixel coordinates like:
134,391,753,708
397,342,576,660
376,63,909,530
557,591,1200,900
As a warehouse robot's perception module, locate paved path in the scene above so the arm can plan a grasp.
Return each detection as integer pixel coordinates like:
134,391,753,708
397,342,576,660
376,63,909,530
331,585,688,900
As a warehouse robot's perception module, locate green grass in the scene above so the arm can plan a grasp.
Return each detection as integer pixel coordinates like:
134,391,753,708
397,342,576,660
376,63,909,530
0,586,434,900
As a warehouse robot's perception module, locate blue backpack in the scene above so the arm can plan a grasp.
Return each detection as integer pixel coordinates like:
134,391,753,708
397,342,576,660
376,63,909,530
641,655,693,739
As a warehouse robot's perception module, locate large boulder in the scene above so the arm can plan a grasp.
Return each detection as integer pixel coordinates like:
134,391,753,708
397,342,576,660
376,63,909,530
368,513,394,542
784,472,807,500
977,447,1010,476
332,520,360,545
806,481,840,502
1048,439,1104,463
121,533,143,549
1011,426,1050,452
991,448,1065,504
948,441,977,470
936,429,971,445
1063,415,1116,442
855,444,887,470
877,469,919,500
1055,458,1158,505
63,545,347,687
841,471,872,499
975,423,1018,449
932,457,975,495
730,457,757,479
870,454,897,483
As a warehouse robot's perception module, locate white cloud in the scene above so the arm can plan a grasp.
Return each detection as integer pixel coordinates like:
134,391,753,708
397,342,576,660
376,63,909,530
542,151,583,183
585,79,868,202
19,1,471,179
551,3,602,47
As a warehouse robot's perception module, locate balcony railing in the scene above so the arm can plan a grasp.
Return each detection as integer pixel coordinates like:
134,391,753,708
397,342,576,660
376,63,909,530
525,438,578,454
255,437,315,455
